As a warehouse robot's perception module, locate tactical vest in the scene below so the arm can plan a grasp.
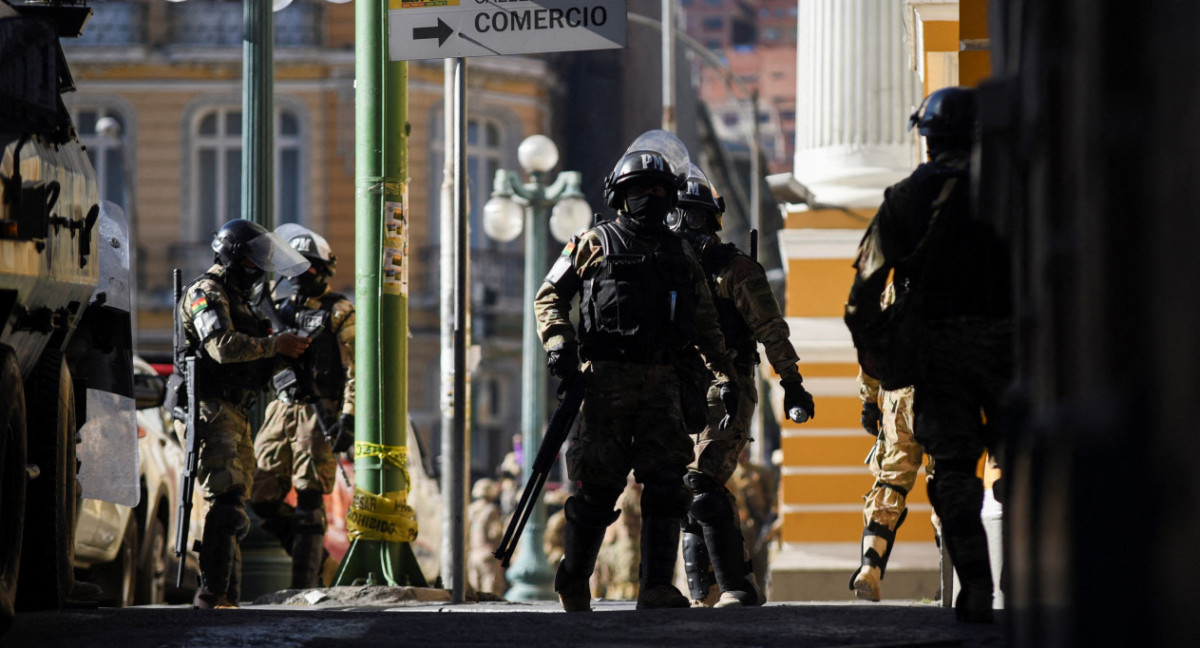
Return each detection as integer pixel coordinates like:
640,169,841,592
278,293,346,403
188,272,273,401
702,243,759,374
578,220,696,362
897,164,1012,321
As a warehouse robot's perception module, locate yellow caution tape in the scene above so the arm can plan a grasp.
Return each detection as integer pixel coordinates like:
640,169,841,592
346,488,418,543
355,441,409,476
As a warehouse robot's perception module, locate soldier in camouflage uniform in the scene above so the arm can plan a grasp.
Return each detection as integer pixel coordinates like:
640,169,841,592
467,479,507,596
846,88,1012,622
534,131,739,612
250,225,355,590
176,219,312,609
852,366,925,601
668,165,816,607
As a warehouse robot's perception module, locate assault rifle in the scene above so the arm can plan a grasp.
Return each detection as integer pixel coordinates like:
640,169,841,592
170,268,201,588
493,373,585,567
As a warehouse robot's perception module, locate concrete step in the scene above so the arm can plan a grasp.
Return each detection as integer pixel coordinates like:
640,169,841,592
767,542,943,603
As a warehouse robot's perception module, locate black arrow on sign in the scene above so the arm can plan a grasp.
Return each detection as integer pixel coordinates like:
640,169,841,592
413,18,454,47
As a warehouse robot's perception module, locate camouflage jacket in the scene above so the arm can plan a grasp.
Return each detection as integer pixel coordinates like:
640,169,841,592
534,217,735,384
180,264,278,398
702,243,800,382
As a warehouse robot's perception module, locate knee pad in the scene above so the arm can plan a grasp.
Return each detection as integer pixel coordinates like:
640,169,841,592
685,471,725,495
642,479,691,519
929,469,984,529
294,489,328,533
565,495,620,530
296,489,325,512
206,498,250,537
250,498,294,522
689,489,736,526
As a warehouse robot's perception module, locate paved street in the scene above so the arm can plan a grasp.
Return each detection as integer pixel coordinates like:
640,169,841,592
3,590,1005,648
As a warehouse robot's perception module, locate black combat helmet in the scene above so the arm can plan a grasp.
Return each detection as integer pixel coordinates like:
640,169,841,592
603,129,691,211
908,86,977,139
211,219,310,291
212,219,268,267
603,149,680,210
669,163,726,233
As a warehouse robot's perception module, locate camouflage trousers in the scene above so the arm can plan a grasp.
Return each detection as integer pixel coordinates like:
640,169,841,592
568,361,694,491
175,397,255,501
250,399,338,507
862,386,932,531
689,370,759,485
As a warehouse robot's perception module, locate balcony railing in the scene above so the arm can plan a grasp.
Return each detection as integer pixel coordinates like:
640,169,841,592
73,1,146,47
167,0,322,48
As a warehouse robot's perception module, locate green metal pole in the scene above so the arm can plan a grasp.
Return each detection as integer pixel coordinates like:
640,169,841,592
335,0,424,587
503,175,554,600
237,0,292,601
243,0,272,229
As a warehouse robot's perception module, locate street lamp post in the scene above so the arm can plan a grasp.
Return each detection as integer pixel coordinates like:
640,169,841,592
483,134,591,601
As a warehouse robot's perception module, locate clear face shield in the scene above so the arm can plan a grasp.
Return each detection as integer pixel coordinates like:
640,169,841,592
242,230,311,278
624,129,690,188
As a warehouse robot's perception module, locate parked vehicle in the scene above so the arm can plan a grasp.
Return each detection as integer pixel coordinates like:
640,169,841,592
73,357,204,606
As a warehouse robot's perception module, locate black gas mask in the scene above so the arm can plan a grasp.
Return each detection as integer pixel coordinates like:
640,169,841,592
226,263,265,293
292,266,328,298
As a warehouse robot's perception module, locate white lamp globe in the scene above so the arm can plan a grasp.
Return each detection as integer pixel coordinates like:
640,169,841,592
483,196,524,242
518,134,559,173
549,196,593,243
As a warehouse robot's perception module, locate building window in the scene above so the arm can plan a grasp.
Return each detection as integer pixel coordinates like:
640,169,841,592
189,106,304,241
72,1,145,47
429,115,509,251
72,107,128,207
702,17,724,32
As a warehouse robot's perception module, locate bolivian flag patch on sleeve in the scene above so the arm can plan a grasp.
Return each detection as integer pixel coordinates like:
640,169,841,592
189,294,209,315
561,240,575,256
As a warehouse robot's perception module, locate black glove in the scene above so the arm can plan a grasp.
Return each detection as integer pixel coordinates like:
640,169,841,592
781,376,815,423
717,381,739,431
860,402,882,437
328,413,355,453
546,341,579,379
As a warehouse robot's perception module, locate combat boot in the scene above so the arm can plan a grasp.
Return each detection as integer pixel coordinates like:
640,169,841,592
194,527,238,609
635,517,689,609
554,495,615,612
291,532,325,589
946,532,994,623
697,502,763,607
849,514,904,602
682,519,719,607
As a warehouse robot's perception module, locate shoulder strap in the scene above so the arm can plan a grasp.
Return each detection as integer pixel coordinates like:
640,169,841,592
897,174,963,275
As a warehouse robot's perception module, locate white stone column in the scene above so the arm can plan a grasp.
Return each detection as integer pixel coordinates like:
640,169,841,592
794,0,922,207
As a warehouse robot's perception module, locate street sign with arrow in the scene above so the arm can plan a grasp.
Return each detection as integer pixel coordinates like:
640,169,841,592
388,0,626,62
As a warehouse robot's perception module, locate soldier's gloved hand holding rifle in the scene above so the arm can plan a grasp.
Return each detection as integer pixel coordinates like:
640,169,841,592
718,380,740,430
781,374,816,424
328,413,354,453
547,340,579,379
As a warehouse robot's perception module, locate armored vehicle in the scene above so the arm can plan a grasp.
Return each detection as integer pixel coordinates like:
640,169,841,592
1,0,133,629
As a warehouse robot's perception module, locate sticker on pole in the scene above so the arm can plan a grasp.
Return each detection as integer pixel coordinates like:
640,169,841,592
388,0,627,61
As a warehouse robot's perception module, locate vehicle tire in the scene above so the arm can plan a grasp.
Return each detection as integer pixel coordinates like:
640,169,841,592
134,517,167,605
15,351,77,611
93,514,138,607
0,346,28,631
